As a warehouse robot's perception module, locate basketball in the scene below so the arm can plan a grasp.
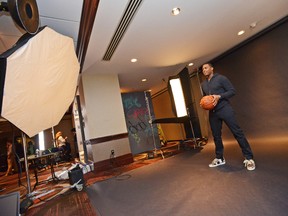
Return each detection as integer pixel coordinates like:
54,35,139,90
200,95,214,110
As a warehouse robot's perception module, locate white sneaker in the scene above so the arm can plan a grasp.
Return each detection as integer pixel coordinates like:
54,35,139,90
243,159,256,171
209,158,226,167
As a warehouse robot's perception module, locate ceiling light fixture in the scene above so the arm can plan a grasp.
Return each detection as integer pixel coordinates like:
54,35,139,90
188,63,194,66
250,22,257,29
238,30,245,36
171,7,181,16
131,58,137,62
142,78,147,82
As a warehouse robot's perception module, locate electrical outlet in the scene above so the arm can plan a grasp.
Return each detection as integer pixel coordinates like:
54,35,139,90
111,150,115,158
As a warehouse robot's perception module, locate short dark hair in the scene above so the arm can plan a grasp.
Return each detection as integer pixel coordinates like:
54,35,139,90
6,138,13,144
202,62,213,68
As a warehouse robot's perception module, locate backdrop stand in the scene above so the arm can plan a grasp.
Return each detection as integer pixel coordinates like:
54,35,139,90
144,91,164,159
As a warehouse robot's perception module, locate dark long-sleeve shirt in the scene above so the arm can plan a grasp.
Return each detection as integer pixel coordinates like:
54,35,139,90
201,73,236,111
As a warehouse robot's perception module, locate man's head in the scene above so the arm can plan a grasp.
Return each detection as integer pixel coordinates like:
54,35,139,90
202,63,214,78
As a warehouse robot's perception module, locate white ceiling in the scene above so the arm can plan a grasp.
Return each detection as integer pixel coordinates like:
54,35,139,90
1,0,288,94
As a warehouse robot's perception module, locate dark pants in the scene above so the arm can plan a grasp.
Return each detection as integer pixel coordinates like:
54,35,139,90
209,105,253,160
59,144,71,161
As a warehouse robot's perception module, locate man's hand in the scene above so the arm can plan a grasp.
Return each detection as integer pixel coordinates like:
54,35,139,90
212,95,221,106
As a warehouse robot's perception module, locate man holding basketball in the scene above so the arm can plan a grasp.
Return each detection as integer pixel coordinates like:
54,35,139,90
201,63,255,171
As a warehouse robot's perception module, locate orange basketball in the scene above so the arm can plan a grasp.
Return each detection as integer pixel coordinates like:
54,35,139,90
200,95,214,110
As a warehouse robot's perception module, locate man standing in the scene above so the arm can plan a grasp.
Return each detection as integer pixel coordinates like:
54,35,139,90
201,63,256,171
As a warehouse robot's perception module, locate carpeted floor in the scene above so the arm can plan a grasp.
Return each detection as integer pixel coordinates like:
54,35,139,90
1,138,288,215
86,137,288,216
0,142,183,215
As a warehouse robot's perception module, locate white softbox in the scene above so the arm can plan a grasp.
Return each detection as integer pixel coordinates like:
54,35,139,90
0,26,79,137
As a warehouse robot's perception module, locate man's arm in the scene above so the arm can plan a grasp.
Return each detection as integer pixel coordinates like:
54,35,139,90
219,75,236,99
212,75,236,106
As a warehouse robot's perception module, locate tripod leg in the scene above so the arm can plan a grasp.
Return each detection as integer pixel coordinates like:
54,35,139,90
159,149,164,159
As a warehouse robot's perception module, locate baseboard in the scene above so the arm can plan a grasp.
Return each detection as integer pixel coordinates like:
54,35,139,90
93,153,134,172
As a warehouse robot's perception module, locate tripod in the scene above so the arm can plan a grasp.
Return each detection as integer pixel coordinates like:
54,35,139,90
144,91,164,159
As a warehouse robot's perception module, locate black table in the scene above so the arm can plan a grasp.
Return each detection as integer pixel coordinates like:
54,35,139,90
20,152,58,190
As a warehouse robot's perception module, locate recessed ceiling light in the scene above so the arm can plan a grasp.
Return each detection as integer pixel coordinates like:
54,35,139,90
171,7,181,16
188,63,194,66
250,22,257,29
238,30,245,36
131,58,137,62
142,78,147,82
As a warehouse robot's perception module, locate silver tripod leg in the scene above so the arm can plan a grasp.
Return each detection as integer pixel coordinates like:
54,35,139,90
145,91,164,159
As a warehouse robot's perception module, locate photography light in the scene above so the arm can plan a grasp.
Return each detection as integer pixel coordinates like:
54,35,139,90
169,77,187,117
166,67,203,141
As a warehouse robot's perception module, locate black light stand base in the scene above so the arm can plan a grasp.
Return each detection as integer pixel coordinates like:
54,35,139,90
20,197,33,214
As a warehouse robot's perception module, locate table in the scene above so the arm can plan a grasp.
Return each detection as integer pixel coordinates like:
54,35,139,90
20,152,58,190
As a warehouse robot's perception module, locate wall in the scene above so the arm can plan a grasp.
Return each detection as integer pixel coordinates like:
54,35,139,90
80,73,131,163
212,17,288,140
152,17,288,142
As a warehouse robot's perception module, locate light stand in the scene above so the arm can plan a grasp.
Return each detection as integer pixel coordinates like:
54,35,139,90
51,127,57,147
186,108,198,149
144,91,164,159
21,132,31,194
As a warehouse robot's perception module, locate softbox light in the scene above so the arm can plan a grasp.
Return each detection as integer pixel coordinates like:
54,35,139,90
167,68,203,140
0,26,79,137
168,76,187,117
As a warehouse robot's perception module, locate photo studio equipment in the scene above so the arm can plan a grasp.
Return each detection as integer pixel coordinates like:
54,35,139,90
0,0,80,212
144,91,164,159
168,67,202,145
0,0,39,34
0,0,40,204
